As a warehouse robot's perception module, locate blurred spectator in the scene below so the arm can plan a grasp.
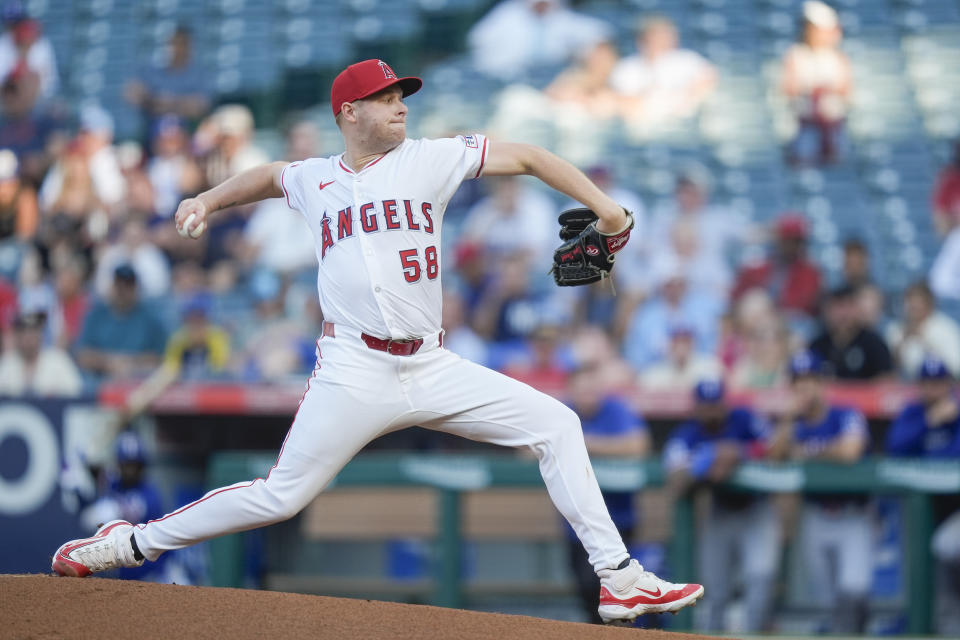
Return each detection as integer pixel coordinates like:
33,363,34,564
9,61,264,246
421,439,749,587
441,288,487,365
163,294,230,381
624,259,723,371
0,310,82,396
146,115,203,220
234,269,313,382
0,272,15,329
610,15,717,129
241,120,318,275
193,104,269,266
733,212,822,320
648,165,752,296
781,1,852,165
729,313,792,390
809,284,892,380
489,41,621,165
886,281,960,378
841,237,871,289
76,264,167,380
125,24,211,127
930,205,960,301
195,104,268,188
49,251,89,348
40,105,126,218
568,325,636,390
638,324,722,391
664,380,779,633
0,4,58,102
467,0,610,81
769,350,871,633
565,362,650,624
502,323,570,395
933,140,960,238
94,217,171,300
472,253,545,356
0,65,65,184
544,41,622,118
461,176,555,265
855,282,887,332
450,242,491,320
0,147,36,240
885,357,960,635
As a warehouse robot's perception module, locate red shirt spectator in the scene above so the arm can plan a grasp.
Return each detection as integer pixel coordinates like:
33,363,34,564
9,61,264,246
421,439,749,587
0,276,16,329
733,213,822,317
933,140,960,236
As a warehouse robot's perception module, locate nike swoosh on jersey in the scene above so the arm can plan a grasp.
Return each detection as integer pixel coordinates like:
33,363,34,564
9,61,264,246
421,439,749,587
319,180,335,190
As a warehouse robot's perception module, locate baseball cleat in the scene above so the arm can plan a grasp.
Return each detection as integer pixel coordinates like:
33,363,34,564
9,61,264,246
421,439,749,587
52,520,144,577
597,559,704,623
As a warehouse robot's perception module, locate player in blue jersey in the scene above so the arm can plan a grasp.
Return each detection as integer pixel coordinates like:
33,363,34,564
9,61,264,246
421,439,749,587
886,357,960,634
663,380,779,633
886,357,960,459
82,431,168,581
769,350,871,633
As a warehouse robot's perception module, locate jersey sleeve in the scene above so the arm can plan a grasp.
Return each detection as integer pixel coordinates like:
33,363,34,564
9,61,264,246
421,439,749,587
279,160,308,213
422,135,489,202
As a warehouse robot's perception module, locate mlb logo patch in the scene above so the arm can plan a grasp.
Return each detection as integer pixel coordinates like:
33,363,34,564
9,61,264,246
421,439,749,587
461,135,478,149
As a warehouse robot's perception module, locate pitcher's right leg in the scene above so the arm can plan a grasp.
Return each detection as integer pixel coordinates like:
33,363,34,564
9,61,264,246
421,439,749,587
54,337,407,575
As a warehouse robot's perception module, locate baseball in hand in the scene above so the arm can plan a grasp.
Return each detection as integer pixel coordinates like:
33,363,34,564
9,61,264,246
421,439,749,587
178,213,206,239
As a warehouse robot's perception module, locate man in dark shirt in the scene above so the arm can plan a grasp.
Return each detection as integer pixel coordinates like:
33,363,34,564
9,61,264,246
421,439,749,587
809,284,892,379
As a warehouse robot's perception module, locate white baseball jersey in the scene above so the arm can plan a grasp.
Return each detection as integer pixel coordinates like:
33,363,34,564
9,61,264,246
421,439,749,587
280,134,489,339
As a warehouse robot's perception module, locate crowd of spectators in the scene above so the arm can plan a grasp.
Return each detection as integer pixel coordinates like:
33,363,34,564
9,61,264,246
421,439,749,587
0,0,956,402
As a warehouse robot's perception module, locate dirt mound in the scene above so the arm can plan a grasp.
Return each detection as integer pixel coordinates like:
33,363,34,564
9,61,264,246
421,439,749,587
0,574,720,640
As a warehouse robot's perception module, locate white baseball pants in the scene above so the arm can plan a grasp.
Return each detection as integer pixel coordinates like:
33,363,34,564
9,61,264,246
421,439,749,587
134,326,629,572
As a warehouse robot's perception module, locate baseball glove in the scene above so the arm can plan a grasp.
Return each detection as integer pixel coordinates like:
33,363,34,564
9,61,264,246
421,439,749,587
551,208,634,287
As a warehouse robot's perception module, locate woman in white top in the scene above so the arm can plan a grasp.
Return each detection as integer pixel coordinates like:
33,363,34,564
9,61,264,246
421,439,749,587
781,1,853,165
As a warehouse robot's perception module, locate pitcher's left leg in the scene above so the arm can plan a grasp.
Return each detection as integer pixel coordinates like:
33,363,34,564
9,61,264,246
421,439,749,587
407,351,702,621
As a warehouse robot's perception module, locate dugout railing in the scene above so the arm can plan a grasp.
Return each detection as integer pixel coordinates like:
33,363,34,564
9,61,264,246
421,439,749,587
206,453,959,633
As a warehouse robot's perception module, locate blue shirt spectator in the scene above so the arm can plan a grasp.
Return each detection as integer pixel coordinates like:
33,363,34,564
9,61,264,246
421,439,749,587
76,265,167,379
125,25,211,127
624,265,722,370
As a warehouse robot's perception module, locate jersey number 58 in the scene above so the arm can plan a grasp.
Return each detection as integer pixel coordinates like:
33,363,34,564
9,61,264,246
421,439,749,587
399,246,439,283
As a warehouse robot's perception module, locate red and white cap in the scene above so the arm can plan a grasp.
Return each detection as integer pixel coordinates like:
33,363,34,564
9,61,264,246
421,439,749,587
330,59,422,117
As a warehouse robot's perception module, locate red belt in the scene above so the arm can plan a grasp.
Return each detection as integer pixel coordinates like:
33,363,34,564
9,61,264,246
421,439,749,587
323,322,441,356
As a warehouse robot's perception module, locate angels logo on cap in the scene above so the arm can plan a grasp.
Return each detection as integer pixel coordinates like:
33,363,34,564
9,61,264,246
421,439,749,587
377,60,397,79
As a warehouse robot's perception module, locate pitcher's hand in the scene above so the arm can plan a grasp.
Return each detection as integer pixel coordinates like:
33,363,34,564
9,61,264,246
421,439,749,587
175,197,208,239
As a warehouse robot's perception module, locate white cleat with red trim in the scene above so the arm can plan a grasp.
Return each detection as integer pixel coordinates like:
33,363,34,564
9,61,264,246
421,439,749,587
597,559,704,623
52,520,144,577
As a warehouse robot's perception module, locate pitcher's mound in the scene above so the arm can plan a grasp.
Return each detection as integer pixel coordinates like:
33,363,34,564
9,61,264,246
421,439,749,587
0,574,719,639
